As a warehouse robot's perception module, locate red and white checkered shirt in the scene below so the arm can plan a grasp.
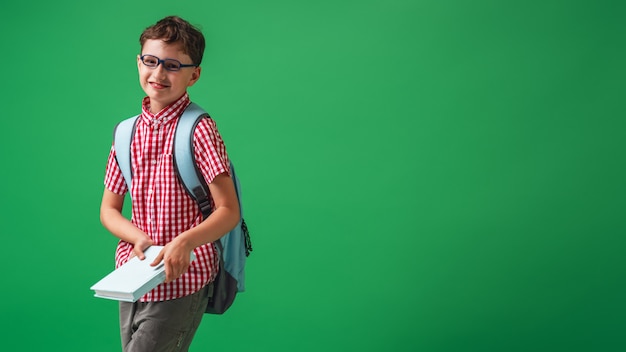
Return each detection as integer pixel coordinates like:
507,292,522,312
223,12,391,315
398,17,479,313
104,93,229,302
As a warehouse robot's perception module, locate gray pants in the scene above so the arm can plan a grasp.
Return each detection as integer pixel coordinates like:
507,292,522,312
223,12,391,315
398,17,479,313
119,285,210,352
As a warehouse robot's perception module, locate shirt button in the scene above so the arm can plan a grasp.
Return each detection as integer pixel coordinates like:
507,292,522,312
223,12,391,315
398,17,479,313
152,159,157,165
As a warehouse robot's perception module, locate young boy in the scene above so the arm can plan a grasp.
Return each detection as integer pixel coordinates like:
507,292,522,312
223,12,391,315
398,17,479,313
100,16,240,352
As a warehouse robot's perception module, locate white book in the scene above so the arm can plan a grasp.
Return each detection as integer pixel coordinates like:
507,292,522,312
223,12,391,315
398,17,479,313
90,246,196,302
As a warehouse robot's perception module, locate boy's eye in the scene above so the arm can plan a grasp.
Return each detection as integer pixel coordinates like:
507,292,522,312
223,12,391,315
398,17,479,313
164,60,180,71
143,57,158,66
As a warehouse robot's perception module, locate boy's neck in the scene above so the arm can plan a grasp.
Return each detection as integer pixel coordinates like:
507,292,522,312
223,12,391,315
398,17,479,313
145,93,189,116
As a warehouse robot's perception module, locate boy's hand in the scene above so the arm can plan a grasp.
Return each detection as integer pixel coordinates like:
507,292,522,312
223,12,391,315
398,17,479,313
150,239,193,283
131,236,154,260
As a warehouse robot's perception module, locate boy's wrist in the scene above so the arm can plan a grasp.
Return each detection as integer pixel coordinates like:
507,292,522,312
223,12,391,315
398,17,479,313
132,233,153,249
172,234,196,253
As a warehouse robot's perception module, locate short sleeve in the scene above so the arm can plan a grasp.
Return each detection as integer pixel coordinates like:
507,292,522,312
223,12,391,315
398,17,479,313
104,145,129,195
193,117,230,184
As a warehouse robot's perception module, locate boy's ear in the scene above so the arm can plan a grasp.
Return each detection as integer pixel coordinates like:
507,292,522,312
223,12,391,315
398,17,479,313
188,66,201,87
137,55,142,70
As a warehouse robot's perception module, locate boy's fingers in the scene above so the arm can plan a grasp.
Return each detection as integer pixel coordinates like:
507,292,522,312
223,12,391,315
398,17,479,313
150,249,165,266
134,247,146,260
165,261,174,283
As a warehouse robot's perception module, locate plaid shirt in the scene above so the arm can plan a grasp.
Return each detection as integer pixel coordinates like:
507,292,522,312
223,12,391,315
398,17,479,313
104,93,229,302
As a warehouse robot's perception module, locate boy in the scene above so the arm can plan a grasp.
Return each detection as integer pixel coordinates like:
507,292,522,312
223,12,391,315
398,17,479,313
100,16,240,352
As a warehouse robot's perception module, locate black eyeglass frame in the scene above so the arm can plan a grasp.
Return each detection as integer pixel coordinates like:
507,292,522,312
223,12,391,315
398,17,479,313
140,54,199,72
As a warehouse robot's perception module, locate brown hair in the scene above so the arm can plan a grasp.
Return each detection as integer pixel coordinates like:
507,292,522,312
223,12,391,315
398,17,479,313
139,16,205,65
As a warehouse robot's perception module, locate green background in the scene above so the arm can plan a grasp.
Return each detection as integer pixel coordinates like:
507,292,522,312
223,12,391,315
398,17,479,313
0,0,624,351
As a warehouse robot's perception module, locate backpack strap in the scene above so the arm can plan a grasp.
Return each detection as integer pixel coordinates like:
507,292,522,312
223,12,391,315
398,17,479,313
173,103,213,219
113,115,140,192
173,103,252,261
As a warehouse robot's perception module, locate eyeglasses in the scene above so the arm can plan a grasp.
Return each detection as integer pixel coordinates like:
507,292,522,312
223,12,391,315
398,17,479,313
140,54,198,72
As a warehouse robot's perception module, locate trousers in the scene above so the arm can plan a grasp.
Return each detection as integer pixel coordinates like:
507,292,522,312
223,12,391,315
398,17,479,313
119,285,209,352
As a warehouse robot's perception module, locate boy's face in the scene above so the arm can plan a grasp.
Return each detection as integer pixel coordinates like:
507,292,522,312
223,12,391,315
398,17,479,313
137,39,201,113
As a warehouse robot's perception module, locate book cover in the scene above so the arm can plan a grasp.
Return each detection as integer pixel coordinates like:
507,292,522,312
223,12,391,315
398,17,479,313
90,246,196,302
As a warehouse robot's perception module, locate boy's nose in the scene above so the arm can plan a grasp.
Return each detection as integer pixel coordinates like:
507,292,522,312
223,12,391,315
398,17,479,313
152,64,167,78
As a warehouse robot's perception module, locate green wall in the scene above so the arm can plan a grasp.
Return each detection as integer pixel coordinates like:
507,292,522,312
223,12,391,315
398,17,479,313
0,0,624,351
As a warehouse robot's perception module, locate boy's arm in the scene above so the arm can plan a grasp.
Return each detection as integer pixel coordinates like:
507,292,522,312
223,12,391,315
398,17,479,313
100,189,153,260
151,172,240,283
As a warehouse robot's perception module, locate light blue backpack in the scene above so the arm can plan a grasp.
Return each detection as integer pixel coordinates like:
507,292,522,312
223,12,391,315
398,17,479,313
113,102,252,314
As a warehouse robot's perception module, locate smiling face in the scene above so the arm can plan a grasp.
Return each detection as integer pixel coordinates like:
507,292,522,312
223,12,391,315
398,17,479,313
138,39,201,113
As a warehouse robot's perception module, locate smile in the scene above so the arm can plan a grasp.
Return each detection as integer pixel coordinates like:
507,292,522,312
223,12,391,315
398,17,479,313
149,82,170,89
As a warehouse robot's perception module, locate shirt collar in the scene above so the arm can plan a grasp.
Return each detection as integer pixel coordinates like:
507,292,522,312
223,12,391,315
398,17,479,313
140,93,191,128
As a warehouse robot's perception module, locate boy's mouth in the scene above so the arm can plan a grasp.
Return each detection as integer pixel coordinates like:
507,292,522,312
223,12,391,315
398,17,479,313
149,82,170,89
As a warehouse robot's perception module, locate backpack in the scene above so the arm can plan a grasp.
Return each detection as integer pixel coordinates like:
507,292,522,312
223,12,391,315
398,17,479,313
113,102,252,314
